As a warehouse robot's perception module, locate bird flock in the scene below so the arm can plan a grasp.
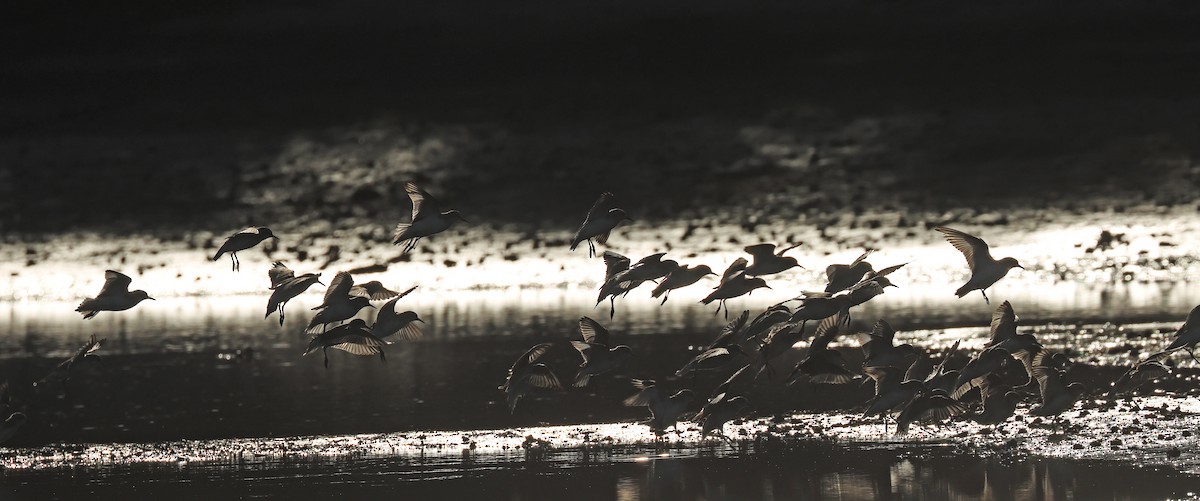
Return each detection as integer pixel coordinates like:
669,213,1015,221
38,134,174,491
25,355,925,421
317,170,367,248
4,185,1197,447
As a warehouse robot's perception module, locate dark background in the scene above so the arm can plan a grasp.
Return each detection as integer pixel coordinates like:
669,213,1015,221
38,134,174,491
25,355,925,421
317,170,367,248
5,1,1200,234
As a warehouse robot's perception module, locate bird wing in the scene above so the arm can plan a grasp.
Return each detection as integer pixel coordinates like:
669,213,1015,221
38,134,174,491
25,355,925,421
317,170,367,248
988,301,1017,346
509,342,555,378
926,340,961,382
524,364,564,390
633,253,667,267
405,181,440,222
578,316,611,346
601,251,631,280
1031,366,1067,402
351,281,401,301
60,334,105,369
743,244,776,260
268,262,295,289
720,310,750,340
810,313,844,351
322,272,354,305
720,258,749,285
99,270,133,296
849,250,873,268
623,379,659,406
935,226,992,271
870,319,896,344
872,262,907,278
584,192,616,222
864,366,901,396
330,343,384,356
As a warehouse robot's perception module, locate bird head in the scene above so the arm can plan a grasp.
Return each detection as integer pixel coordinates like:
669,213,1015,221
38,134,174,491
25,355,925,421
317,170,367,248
132,290,155,302
875,277,898,288
1000,257,1024,270
749,278,771,291
443,210,468,223
258,227,279,240
694,265,717,276
349,296,374,311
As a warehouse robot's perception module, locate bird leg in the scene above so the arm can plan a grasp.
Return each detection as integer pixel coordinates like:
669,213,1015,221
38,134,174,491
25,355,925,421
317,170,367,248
587,239,596,258
660,290,670,305
609,297,616,319
278,302,287,326
323,347,330,369
980,289,990,304
1180,347,1200,364
230,252,239,272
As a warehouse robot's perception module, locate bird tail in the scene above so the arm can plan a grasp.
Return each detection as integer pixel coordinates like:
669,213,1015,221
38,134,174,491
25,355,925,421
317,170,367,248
954,285,971,298
212,249,225,261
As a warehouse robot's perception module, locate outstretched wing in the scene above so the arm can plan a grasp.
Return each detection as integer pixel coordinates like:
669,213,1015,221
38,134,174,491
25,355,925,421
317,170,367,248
601,251,631,280
935,227,992,271
509,342,555,378
351,281,402,301
720,258,749,285
810,313,844,351
743,244,777,260
579,316,611,346
268,262,295,289
1031,366,1067,402
99,270,133,296
322,272,354,305
872,262,907,278
524,364,564,390
988,301,1017,346
405,181,440,222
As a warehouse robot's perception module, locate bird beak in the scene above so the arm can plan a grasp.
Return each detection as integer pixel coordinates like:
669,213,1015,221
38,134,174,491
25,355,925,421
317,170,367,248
316,280,325,286
271,236,280,240
887,283,898,288
457,214,469,223
1017,265,1025,270
148,297,157,300
416,318,425,323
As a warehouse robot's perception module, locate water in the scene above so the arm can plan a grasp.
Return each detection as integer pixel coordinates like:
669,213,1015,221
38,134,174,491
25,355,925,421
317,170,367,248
1,283,1200,497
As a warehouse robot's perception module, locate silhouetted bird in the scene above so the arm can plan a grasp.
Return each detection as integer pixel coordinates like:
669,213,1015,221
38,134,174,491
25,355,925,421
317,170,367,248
571,316,633,387
213,226,278,271
371,288,423,341
935,226,1023,303
500,342,563,413
788,313,858,385
1109,349,1175,396
623,379,695,435
596,251,632,319
676,345,747,377
76,270,153,319
743,243,803,277
36,334,106,396
895,389,968,434
702,259,769,318
350,281,405,301
392,181,467,253
861,320,919,370
972,374,1020,425
303,319,387,369
824,250,874,293
1166,304,1200,363
265,262,323,326
571,192,631,257
307,272,374,333
651,263,716,304
705,310,750,351
696,395,749,438
1029,365,1085,417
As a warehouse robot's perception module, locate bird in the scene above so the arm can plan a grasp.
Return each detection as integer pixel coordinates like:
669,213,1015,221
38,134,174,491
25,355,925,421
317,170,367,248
704,310,751,351
35,334,106,396
702,259,770,318
651,263,716,304
623,380,695,435
752,321,805,380
570,192,632,257
213,226,278,271
571,316,633,387
824,250,874,293
595,251,633,319
265,262,324,326
0,383,26,444
307,272,374,333
1109,349,1175,397
500,343,563,413
862,366,924,432
740,305,792,347
985,301,1019,348
894,389,968,434
392,181,467,253
743,243,803,277
371,288,423,341
1165,304,1200,363
935,226,1024,304
955,346,1020,391
787,313,858,385
695,395,749,438
861,320,919,370
76,270,154,319
302,319,387,369
615,253,677,293
1029,365,1085,417
972,374,1021,425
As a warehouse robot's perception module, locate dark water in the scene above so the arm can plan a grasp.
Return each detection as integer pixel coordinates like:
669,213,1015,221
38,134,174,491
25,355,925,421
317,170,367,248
3,442,1197,500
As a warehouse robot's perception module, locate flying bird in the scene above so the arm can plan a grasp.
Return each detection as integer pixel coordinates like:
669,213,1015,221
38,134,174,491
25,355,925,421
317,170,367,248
36,334,106,396
392,181,467,253
702,259,769,318
1165,304,1200,363
743,243,803,277
571,316,633,387
307,272,374,333
213,226,278,271
302,319,387,369
824,251,874,293
570,192,632,257
500,342,563,413
651,263,716,304
623,379,695,435
935,226,1023,304
265,262,323,326
76,270,154,319
371,287,423,341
